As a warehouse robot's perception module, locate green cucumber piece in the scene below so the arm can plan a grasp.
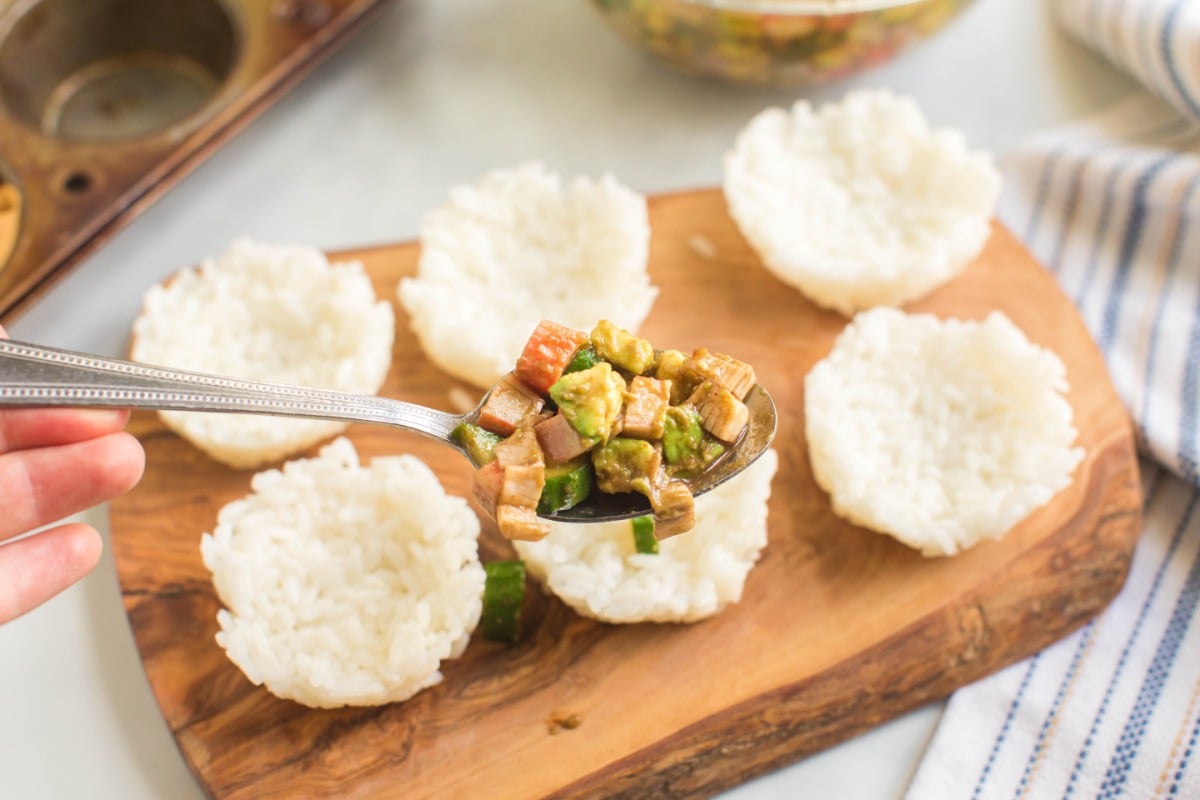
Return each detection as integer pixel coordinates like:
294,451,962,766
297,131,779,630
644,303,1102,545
631,515,658,554
537,456,593,514
451,422,503,465
563,343,600,375
481,561,526,642
662,407,703,465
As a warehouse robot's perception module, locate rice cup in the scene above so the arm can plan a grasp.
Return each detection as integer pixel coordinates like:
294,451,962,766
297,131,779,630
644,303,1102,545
724,89,1001,315
515,448,778,623
131,238,395,469
804,308,1084,556
200,438,485,708
398,163,657,389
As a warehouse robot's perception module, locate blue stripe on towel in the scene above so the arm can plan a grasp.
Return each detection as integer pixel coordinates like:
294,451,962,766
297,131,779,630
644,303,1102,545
970,655,1042,800
1061,468,1174,797
1013,620,1096,797
1167,702,1200,795
1138,175,1200,444
1073,153,1134,306
1180,272,1200,479
1046,143,1099,272
1162,1,1200,119
1023,470,1168,798
1023,147,1067,246
1098,154,1177,352
1097,489,1200,798
1043,149,1090,274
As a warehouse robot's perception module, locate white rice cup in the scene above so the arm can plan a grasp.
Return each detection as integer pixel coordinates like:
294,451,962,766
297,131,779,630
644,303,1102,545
131,238,395,469
804,308,1084,557
399,163,657,389
200,438,485,708
515,448,779,624
724,89,1001,316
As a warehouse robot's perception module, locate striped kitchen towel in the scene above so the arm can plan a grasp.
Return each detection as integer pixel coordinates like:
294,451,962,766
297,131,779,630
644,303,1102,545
906,3,1200,798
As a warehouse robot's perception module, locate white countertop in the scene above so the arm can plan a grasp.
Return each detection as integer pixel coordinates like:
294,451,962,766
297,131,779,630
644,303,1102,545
0,1,1137,797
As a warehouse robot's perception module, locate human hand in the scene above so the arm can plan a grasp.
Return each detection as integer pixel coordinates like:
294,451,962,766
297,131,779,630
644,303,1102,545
0,327,145,624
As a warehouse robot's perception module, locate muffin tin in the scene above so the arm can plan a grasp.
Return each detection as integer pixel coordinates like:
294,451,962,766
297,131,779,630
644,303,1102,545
0,0,389,320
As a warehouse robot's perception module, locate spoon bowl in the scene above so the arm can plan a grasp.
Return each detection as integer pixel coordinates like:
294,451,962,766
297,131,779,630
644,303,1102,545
0,338,778,524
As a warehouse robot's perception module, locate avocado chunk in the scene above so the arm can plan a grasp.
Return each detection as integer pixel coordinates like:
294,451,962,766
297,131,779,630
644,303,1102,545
549,362,626,444
662,406,703,465
662,406,724,478
592,437,662,495
590,320,654,375
654,348,694,404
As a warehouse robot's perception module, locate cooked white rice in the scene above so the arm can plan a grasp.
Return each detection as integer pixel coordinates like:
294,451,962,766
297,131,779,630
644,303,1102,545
131,238,395,469
514,448,778,624
805,308,1084,557
200,438,485,708
723,89,1001,315
398,163,657,389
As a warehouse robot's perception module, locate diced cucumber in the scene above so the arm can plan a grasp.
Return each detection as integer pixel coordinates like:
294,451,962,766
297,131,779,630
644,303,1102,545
451,422,503,465
631,515,658,554
481,560,526,642
537,456,593,514
563,343,600,375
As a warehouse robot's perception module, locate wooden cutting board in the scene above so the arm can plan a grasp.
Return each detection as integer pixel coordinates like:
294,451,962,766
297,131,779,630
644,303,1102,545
109,188,1141,799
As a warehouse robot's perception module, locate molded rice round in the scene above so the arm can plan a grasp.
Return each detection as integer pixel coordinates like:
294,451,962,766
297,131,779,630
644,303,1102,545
398,163,657,389
514,448,778,624
723,89,1002,315
131,238,395,469
804,308,1084,557
200,438,485,708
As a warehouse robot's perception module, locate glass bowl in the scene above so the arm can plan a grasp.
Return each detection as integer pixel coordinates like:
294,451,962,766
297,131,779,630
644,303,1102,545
588,0,976,87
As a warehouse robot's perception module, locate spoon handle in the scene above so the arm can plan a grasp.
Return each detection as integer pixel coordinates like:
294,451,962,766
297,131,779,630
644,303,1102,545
0,339,462,443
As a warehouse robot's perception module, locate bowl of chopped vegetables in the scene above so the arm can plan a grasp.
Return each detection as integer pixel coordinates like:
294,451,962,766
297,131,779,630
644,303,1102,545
587,0,977,87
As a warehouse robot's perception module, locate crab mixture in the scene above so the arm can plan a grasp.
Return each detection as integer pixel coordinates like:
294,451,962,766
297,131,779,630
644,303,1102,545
455,320,757,543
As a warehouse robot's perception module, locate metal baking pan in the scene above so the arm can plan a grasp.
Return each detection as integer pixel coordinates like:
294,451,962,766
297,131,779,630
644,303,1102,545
0,0,390,321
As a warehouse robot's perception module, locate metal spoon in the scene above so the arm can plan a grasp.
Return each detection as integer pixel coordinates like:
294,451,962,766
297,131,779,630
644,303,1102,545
0,338,777,523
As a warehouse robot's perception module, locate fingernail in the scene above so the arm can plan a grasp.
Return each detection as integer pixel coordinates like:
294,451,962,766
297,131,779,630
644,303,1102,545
72,408,130,427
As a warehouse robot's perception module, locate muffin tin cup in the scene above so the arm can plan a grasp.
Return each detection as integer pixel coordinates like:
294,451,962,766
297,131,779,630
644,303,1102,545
0,0,390,321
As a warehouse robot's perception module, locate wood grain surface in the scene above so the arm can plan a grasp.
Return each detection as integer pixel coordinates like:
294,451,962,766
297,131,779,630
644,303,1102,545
109,188,1142,800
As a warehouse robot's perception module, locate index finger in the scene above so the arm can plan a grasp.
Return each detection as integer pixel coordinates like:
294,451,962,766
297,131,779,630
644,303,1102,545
0,324,133,451
0,431,145,543
0,407,132,452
